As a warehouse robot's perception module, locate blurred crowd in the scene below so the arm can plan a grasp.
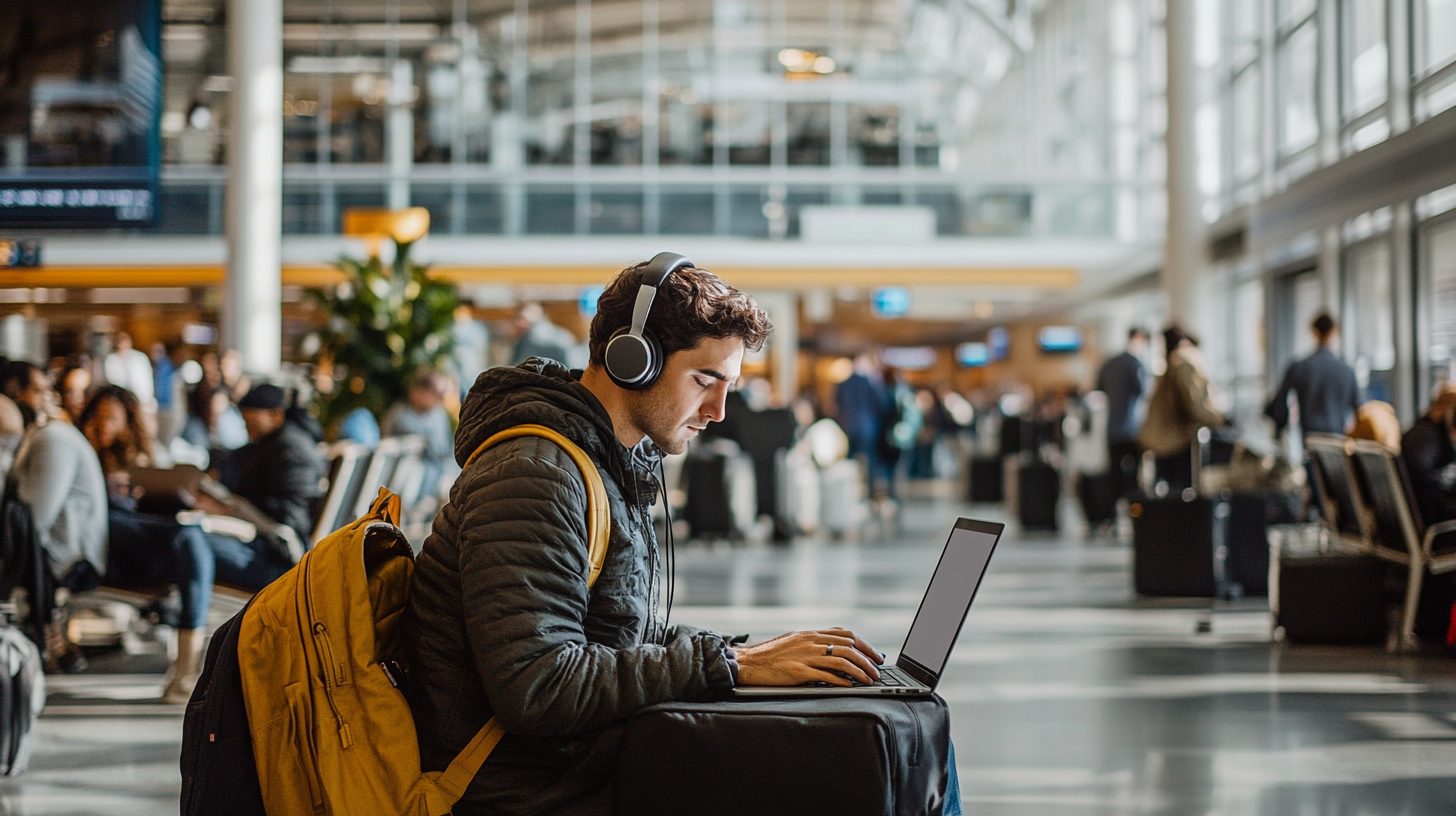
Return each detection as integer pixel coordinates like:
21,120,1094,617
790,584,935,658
0,335,459,704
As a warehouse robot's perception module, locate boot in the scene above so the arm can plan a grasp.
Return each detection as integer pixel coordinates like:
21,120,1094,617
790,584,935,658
161,628,204,704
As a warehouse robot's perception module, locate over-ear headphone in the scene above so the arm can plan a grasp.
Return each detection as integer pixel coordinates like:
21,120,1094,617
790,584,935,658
604,252,696,390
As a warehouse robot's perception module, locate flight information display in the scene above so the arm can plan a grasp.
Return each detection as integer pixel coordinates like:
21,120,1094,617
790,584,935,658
0,0,162,228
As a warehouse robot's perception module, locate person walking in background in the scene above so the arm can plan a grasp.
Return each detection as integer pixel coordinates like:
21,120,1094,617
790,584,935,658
1096,328,1150,498
835,351,889,499
1139,325,1226,493
1265,313,1361,440
382,368,456,503
511,302,579,367
151,342,184,444
102,332,155,413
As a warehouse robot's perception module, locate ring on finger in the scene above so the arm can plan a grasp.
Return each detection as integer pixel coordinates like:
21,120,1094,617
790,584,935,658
825,644,834,656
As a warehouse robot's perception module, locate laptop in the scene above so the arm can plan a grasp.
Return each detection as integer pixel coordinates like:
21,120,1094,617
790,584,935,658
127,464,206,496
734,517,1003,697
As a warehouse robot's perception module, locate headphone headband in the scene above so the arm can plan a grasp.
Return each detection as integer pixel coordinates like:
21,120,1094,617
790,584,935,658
628,252,696,338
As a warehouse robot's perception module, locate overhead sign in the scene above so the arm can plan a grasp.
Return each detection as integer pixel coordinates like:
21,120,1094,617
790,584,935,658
0,0,162,228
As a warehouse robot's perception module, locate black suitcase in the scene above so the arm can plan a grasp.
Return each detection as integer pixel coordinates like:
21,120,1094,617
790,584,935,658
1077,472,1119,527
683,453,737,538
614,696,951,816
968,456,1003,503
1276,554,1387,644
1018,460,1059,531
734,409,799,540
1131,495,1228,597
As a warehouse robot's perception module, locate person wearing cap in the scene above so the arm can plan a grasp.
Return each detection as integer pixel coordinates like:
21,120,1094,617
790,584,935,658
213,384,323,542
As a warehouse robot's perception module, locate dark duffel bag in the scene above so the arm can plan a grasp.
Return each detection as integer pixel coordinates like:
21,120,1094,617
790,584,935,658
1131,495,1228,597
1018,460,1059,532
179,604,266,816
614,696,951,816
967,456,1003,504
1276,553,1387,645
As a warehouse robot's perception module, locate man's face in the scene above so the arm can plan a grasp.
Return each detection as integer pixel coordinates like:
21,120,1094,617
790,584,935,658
627,336,744,455
242,407,285,442
409,383,442,412
17,370,55,417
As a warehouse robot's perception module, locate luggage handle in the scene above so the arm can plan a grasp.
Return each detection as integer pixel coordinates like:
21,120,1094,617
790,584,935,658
432,423,612,805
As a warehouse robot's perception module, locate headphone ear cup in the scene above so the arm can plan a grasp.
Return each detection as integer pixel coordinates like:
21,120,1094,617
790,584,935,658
606,327,655,390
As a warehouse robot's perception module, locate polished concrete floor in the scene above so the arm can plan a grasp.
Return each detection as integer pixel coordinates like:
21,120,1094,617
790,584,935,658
7,495,1456,814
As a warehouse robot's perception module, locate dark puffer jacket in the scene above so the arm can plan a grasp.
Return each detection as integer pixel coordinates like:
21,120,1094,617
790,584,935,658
406,359,737,816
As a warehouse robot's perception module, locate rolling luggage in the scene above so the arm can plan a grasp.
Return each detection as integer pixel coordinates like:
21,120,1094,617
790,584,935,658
1077,471,1118,527
776,448,820,537
820,459,867,537
0,614,42,779
1224,491,1299,596
967,456,1003,504
1274,553,1387,644
683,443,757,540
1131,495,1228,597
1017,459,1059,532
735,409,799,540
614,696,951,816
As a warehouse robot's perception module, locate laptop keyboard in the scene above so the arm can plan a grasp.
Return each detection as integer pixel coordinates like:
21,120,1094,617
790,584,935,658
843,666,910,687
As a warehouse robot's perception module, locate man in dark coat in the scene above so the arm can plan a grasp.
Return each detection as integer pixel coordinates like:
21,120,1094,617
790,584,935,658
1265,313,1361,440
407,260,886,816
214,384,323,541
1096,327,1149,497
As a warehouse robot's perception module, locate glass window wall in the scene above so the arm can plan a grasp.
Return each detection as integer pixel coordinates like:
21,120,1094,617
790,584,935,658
1342,0,1387,117
1345,240,1397,403
1426,218,1456,390
1278,18,1319,158
1418,0,1456,77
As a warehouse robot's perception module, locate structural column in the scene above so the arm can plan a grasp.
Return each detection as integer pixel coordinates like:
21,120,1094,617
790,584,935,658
1161,0,1201,328
225,0,283,374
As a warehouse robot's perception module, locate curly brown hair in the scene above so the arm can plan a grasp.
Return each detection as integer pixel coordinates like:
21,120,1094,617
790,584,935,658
588,261,773,368
77,385,153,476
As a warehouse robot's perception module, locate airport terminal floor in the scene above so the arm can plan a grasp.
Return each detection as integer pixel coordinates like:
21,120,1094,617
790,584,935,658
8,495,1456,815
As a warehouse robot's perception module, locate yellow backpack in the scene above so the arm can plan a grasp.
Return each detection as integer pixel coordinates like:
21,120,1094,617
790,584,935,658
236,424,610,815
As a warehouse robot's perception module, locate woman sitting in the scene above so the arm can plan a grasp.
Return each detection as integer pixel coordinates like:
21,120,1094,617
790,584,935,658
79,386,289,702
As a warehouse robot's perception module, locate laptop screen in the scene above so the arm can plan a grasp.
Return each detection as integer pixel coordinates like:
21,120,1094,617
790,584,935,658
900,522,1001,678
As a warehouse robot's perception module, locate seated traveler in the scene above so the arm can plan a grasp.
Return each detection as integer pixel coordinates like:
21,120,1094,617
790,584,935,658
2,362,108,672
382,367,455,501
1401,387,1456,526
405,257,953,816
211,384,323,543
78,385,218,702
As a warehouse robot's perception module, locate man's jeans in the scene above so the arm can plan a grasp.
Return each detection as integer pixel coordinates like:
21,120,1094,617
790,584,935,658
944,740,963,816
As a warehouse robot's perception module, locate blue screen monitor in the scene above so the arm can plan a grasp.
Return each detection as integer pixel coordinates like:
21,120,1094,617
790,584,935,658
956,342,990,367
0,0,163,228
988,327,1009,361
1037,326,1083,353
871,287,911,318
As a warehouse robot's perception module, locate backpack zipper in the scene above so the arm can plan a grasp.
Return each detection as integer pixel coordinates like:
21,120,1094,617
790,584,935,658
302,554,354,749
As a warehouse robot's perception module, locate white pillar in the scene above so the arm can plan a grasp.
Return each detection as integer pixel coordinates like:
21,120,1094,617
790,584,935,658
225,0,283,374
387,60,414,210
1161,0,1201,327
752,291,799,404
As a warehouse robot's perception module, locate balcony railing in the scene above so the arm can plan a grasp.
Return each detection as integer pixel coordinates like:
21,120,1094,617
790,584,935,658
158,165,1138,241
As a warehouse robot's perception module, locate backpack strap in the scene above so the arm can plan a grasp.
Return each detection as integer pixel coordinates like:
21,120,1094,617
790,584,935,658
433,423,611,804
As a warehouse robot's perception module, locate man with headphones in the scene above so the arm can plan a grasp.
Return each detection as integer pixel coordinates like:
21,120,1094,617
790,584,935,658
406,254,886,815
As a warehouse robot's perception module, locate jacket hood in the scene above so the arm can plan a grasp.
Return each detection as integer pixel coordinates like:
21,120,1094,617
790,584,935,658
455,358,658,493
